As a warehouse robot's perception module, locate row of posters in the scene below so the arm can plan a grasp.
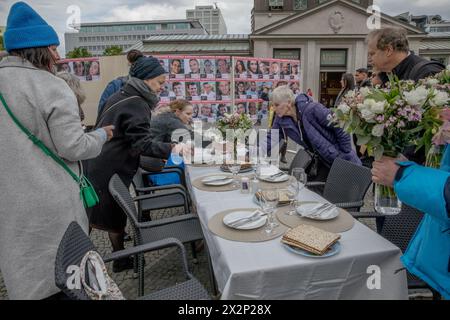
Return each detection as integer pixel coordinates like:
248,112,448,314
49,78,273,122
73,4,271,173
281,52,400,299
56,58,101,82
185,101,271,122
155,55,301,105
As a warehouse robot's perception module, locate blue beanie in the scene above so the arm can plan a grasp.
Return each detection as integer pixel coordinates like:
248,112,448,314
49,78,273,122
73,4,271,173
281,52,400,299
129,56,166,80
4,2,60,52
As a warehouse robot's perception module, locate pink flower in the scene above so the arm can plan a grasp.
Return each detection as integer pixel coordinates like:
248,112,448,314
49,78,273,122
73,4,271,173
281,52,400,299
433,121,450,145
440,108,450,121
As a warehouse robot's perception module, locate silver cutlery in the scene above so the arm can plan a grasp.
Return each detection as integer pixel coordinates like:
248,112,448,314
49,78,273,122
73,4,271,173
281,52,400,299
204,176,231,183
308,203,335,218
228,211,266,227
298,203,328,217
231,213,267,227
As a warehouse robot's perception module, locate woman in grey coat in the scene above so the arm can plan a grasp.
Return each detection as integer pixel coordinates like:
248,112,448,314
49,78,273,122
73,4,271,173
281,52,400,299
0,2,113,300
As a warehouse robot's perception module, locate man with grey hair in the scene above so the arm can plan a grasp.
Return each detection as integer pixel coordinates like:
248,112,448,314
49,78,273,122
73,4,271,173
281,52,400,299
367,27,444,85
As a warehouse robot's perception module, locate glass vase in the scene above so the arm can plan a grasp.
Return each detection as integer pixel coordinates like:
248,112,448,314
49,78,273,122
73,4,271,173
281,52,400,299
374,184,402,215
425,145,443,169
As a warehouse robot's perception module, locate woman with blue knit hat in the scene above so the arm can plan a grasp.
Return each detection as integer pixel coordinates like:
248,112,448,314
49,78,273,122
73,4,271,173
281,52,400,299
84,56,187,272
0,2,114,299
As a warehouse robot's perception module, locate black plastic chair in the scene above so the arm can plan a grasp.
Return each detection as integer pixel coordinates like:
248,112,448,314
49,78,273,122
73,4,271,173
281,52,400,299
287,148,312,175
353,205,441,300
108,174,217,297
55,222,210,300
305,157,372,212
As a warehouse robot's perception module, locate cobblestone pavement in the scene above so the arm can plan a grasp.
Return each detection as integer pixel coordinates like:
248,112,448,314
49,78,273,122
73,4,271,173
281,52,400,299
0,146,433,300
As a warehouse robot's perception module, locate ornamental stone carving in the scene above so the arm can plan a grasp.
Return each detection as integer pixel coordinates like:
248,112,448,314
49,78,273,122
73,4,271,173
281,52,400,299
329,11,345,34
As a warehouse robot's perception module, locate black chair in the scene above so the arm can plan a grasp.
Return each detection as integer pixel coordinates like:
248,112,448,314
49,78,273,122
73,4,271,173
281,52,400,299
286,148,312,175
305,158,372,212
132,167,190,221
108,174,217,297
353,205,441,300
55,222,210,300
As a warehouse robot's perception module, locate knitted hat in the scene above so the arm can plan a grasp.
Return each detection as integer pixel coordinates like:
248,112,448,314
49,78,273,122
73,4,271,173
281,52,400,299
129,56,166,80
3,2,60,52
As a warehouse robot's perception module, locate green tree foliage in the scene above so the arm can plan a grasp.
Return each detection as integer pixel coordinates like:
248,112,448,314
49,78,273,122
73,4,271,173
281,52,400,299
103,45,123,56
66,47,92,58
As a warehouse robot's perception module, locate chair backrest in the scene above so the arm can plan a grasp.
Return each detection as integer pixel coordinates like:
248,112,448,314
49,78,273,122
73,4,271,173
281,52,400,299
55,222,96,300
322,158,372,210
109,174,140,230
289,148,312,174
381,204,424,253
132,168,146,190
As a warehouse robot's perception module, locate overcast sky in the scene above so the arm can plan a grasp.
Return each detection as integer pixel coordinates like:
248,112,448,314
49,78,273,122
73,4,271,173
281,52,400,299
1,0,449,55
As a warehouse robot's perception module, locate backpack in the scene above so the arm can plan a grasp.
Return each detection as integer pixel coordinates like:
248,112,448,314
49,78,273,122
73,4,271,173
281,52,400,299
405,59,445,81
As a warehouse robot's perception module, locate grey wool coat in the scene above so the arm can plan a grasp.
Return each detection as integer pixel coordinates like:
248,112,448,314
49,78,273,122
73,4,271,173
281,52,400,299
0,56,105,300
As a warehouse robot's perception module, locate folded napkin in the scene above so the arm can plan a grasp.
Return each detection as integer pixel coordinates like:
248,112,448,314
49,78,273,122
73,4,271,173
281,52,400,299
259,165,281,177
282,225,341,256
255,190,290,205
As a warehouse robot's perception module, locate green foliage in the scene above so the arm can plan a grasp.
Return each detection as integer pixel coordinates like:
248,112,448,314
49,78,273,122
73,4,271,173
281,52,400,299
103,46,123,56
0,35,4,51
66,47,92,58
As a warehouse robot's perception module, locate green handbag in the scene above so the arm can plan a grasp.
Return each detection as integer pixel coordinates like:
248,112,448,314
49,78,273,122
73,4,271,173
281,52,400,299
0,93,99,208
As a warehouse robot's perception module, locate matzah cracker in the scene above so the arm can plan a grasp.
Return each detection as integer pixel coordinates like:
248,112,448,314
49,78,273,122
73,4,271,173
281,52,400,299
282,224,341,256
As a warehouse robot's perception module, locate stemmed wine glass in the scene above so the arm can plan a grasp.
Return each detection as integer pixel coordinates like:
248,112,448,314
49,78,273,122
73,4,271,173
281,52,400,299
285,176,300,216
291,168,307,213
260,189,279,234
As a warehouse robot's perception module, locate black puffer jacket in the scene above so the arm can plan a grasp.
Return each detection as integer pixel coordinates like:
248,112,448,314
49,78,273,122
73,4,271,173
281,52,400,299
84,78,172,231
149,111,193,144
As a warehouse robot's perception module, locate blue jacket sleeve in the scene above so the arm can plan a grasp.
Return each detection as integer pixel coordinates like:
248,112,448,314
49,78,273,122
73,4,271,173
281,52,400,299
394,161,450,222
98,79,124,115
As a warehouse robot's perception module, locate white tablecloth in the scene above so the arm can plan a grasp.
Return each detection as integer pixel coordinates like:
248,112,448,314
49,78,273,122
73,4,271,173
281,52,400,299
186,165,409,300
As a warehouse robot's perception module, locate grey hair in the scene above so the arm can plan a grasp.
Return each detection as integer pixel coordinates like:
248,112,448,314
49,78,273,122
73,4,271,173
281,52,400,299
56,71,86,106
367,27,409,53
271,85,295,104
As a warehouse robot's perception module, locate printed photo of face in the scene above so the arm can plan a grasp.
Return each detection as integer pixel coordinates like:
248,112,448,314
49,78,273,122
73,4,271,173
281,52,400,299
217,59,230,74
187,82,200,97
202,59,214,74
172,82,185,97
202,83,215,95
281,63,290,75
247,60,260,75
57,63,71,73
270,62,280,75
201,105,213,117
73,61,85,77
188,59,200,74
248,102,258,116
237,103,247,115
159,59,169,73
292,64,299,75
235,60,246,74
89,61,100,76
170,59,182,74
236,82,246,96
218,81,230,96
259,61,269,75
216,104,229,117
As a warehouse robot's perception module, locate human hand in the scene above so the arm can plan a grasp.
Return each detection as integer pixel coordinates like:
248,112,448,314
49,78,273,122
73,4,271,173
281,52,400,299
371,155,407,187
101,125,115,141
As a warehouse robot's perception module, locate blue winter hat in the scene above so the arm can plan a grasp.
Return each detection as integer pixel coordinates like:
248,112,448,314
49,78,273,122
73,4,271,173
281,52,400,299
4,2,60,52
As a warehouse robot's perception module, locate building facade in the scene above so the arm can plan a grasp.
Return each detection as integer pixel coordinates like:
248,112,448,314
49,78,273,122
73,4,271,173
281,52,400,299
186,5,228,35
64,19,208,56
128,34,250,57
251,0,427,107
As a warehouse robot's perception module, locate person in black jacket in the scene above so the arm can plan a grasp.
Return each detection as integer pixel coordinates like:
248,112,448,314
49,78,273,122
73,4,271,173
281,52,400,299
85,56,184,272
367,27,445,85
367,27,445,164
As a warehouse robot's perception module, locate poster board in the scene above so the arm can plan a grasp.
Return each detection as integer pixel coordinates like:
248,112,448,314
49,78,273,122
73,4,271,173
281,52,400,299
56,57,101,82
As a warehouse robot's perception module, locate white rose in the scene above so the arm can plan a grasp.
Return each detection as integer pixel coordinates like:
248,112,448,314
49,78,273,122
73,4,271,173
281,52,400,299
447,65,450,71
371,124,385,137
404,86,430,106
361,108,375,122
344,90,355,98
426,78,439,86
371,101,385,114
359,87,371,98
337,103,351,114
431,90,449,107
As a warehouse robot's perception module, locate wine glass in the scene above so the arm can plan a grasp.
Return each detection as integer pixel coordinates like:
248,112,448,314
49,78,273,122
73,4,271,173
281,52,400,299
285,177,300,216
260,189,279,234
229,162,241,188
292,168,307,192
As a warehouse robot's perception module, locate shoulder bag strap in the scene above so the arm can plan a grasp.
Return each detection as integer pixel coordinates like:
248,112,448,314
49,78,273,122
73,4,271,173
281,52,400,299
0,93,80,184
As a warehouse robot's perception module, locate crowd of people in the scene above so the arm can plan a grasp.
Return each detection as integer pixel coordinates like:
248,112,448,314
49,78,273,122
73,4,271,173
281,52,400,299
0,2,448,300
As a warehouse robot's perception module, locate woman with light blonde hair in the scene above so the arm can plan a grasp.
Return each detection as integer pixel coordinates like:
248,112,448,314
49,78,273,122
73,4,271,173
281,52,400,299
56,71,86,122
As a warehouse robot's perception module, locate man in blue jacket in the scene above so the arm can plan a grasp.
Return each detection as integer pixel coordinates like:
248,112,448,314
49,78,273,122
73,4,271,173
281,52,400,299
372,147,450,299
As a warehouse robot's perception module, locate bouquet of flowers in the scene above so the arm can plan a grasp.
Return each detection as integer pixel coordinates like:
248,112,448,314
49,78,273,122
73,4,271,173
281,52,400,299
419,66,450,167
332,70,449,213
217,112,254,139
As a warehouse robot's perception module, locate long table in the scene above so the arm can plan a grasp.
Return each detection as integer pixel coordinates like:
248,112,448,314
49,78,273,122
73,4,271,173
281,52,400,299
186,165,409,300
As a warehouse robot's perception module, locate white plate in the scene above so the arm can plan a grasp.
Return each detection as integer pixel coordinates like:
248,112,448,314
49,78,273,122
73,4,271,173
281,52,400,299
258,173,290,183
201,175,233,186
223,210,267,230
295,202,340,221
283,242,341,258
